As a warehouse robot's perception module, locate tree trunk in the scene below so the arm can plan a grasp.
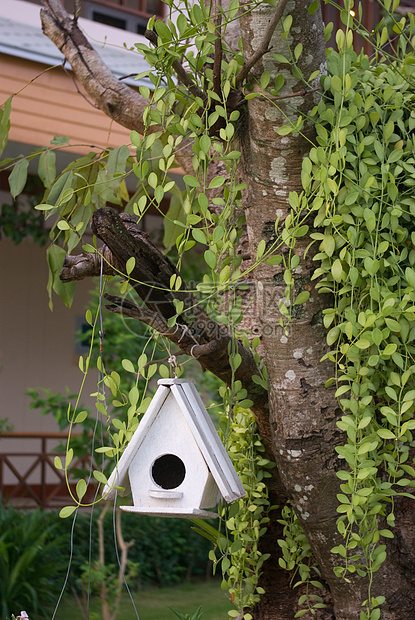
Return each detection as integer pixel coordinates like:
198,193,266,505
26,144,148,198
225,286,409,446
237,0,370,617
237,1,415,618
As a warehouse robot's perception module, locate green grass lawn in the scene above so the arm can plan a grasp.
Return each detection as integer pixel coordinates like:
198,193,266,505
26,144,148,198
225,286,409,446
54,580,231,620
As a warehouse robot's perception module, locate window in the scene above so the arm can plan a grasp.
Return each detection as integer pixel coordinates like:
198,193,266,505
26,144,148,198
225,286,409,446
85,0,163,34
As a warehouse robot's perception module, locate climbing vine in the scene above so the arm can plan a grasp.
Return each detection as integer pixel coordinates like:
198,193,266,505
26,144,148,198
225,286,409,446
279,5,415,618
193,403,274,619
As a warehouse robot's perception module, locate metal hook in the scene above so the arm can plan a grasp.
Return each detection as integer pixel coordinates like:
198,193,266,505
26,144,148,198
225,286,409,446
168,354,178,378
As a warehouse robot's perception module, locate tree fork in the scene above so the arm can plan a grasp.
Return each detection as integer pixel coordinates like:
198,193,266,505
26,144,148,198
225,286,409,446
60,207,272,424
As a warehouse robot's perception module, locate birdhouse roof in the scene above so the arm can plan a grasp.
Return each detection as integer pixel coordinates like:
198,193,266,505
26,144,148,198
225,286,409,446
103,378,245,504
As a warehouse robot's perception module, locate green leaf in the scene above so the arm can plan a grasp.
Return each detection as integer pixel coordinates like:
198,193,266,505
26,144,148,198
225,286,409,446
59,505,76,519
76,479,87,501
308,0,319,13
183,175,200,188
34,203,55,211
0,96,12,159
93,470,108,484
75,410,88,424
9,158,29,198
294,43,303,61
260,71,270,89
283,14,293,32
130,130,141,147
277,126,292,136
38,150,56,189
192,228,207,244
335,384,350,397
267,254,283,265
388,148,403,164
230,539,243,553
47,245,76,309
122,358,136,373
51,135,70,145
204,249,216,269
208,175,226,189
148,172,158,189
377,428,396,439
294,291,310,305
405,268,415,289
220,265,231,283
256,239,266,260
154,19,172,41
331,259,343,282
322,235,335,256
273,53,289,63
139,85,151,100
163,194,186,251
126,256,136,275
66,448,74,468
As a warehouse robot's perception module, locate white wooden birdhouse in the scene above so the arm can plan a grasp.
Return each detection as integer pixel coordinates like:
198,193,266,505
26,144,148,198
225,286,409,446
103,378,245,518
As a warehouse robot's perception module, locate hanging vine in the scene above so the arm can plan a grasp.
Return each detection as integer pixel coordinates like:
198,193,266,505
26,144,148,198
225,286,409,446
271,3,415,617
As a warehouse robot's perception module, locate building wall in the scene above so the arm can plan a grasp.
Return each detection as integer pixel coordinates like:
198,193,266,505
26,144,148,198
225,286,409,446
0,234,98,433
0,54,132,154
0,0,157,494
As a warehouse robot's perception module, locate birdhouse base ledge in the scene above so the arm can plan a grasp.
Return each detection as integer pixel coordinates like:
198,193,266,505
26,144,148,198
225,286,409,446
120,506,218,519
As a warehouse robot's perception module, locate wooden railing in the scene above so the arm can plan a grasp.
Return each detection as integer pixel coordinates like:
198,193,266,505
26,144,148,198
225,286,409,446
0,433,96,509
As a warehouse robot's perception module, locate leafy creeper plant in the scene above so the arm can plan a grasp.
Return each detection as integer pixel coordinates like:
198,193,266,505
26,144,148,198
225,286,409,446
281,5,415,618
192,403,274,620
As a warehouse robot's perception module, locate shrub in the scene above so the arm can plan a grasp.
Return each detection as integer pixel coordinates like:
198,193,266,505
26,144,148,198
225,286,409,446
0,504,66,619
51,508,213,593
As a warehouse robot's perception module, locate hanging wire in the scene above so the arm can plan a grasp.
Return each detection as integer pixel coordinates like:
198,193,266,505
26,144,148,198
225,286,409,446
96,251,140,619
85,251,109,617
51,507,79,620
51,253,117,619
112,491,141,619
52,255,107,620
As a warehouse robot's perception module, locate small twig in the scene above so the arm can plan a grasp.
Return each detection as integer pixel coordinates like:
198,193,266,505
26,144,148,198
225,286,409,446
142,352,187,368
103,295,222,363
104,294,169,331
70,73,99,109
98,502,112,620
272,85,320,100
145,30,208,104
70,585,88,620
235,0,290,86
118,72,140,80
113,507,135,620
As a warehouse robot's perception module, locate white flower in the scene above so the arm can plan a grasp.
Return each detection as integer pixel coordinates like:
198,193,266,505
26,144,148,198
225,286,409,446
17,613,29,620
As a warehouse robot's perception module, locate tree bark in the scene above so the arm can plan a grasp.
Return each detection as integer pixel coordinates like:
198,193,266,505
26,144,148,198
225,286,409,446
237,1,415,618
41,0,148,133
237,0,369,617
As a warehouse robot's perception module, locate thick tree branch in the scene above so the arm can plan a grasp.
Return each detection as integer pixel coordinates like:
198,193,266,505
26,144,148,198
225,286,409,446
235,0,289,86
104,293,255,379
40,0,153,133
60,207,268,413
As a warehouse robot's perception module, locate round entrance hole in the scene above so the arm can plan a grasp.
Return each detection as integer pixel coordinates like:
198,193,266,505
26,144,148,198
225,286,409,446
151,454,186,489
